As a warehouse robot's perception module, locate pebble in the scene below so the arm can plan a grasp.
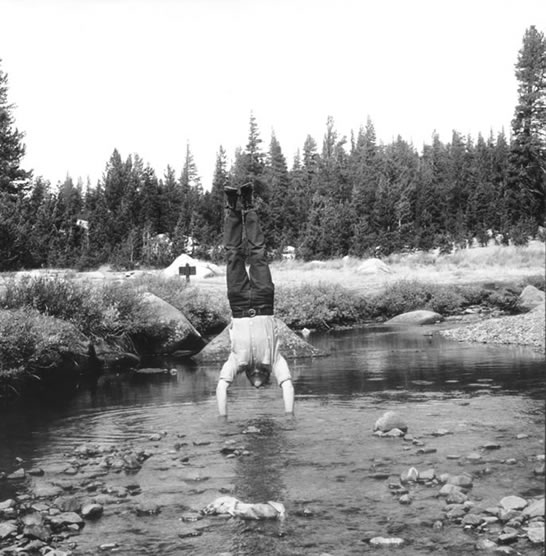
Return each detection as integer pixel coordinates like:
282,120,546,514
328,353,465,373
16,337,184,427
446,489,468,504
466,452,483,462
369,536,404,546
432,429,450,436
447,474,473,488
6,468,25,480
416,447,437,455
399,494,412,505
99,543,119,550
400,467,419,483
82,503,103,519
418,468,436,482
482,442,501,450
498,527,519,544
476,538,498,550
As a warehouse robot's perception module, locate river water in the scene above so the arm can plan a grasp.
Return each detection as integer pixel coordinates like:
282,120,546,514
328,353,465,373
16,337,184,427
0,325,544,555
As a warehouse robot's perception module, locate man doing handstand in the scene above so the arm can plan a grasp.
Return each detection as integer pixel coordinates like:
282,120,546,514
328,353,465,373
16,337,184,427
216,182,295,418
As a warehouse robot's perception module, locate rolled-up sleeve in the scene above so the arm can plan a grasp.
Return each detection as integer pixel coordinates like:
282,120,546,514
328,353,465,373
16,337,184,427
272,354,292,386
218,353,238,383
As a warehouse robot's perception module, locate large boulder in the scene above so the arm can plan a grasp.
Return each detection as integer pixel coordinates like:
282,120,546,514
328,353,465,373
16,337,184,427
163,254,223,280
519,285,545,311
386,310,443,326
137,292,205,354
357,258,391,274
192,318,324,363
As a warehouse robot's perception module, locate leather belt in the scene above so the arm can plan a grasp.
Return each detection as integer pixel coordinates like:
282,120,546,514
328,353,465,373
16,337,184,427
232,307,274,318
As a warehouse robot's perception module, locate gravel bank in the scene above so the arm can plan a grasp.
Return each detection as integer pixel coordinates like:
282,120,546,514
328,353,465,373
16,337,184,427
439,305,545,353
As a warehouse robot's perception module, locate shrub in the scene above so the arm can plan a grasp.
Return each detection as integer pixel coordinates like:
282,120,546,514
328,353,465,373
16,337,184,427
275,283,371,329
1,276,148,343
373,280,464,318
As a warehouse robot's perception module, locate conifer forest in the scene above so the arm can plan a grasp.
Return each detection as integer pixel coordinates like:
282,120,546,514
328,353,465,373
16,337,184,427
0,26,544,272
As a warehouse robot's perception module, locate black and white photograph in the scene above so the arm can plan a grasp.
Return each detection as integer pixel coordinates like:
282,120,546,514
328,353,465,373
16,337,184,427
0,1,544,554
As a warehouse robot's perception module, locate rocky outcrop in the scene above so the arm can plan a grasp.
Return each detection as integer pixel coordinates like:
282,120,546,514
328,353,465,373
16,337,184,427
385,310,443,325
192,318,324,363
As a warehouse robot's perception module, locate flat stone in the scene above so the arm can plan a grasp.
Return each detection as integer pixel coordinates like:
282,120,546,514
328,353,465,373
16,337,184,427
7,468,25,480
418,468,436,482
34,484,64,498
416,447,437,455
526,525,545,544
48,511,84,528
0,499,16,511
462,514,483,526
476,538,498,550
439,484,461,496
466,452,483,462
447,474,473,488
0,521,18,539
447,489,468,504
432,429,450,436
523,498,544,518
500,496,527,511
369,537,405,546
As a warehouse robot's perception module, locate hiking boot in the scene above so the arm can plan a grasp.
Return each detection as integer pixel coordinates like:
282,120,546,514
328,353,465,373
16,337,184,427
224,186,239,211
239,182,254,211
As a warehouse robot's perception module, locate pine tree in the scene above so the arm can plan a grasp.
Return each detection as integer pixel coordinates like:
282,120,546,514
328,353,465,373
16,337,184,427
506,25,546,230
0,59,31,197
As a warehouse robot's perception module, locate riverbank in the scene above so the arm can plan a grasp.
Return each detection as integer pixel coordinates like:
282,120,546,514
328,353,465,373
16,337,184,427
0,243,544,398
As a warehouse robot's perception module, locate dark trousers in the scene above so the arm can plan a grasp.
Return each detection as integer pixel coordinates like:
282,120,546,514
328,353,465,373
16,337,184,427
224,208,274,316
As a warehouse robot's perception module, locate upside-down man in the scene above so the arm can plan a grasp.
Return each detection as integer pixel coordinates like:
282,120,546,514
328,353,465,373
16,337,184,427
216,182,295,419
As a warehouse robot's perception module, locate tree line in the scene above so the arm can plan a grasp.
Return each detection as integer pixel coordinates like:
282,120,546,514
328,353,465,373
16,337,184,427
0,26,544,271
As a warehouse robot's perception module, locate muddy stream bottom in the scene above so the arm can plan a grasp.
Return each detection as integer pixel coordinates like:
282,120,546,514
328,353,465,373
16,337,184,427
0,326,544,555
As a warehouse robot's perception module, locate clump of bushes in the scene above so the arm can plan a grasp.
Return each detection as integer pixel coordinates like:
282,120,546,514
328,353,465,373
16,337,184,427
372,280,465,319
276,283,371,329
1,276,148,342
0,308,90,393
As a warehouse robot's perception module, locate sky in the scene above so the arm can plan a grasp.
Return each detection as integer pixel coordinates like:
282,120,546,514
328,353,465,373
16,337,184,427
1,0,545,189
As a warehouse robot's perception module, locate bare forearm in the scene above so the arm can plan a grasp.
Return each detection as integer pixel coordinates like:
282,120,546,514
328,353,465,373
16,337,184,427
216,380,229,417
281,380,295,415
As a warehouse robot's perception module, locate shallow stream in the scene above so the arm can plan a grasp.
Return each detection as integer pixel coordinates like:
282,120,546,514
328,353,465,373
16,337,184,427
0,325,544,555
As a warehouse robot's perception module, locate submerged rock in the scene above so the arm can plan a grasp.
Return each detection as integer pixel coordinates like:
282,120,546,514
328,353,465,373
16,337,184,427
374,411,408,434
202,496,285,520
